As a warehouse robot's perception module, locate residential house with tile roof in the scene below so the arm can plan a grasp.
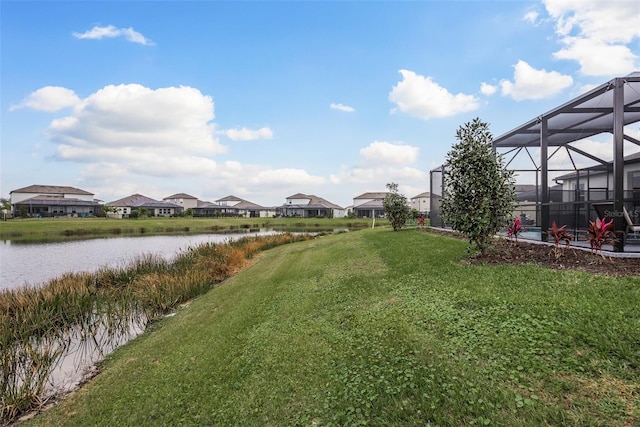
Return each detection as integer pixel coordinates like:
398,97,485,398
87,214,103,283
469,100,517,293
9,184,102,218
410,192,431,215
279,193,345,218
215,195,276,218
163,193,199,210
107,194,183,218
352,192,388,218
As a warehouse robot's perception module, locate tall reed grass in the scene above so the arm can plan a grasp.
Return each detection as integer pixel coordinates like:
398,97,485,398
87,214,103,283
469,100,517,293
0,233,311,424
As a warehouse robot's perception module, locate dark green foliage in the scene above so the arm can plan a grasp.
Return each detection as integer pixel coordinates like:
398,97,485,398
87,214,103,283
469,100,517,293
383,182,411,231
441,118,516,253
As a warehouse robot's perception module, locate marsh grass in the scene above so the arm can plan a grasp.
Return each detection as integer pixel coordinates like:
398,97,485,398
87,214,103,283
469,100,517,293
0,233,311,424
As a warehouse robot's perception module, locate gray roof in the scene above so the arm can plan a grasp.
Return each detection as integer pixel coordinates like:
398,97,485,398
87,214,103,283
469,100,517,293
10,185,94,196
216,195,264,209
164,193,198,200
355,200,385,208
353,192,388,200
108,194,182,209
285,193,343,210
411,192,430,199
15,195,100,206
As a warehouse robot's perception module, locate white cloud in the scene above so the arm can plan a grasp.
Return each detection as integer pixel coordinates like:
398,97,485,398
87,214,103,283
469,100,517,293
523,10,540,25
388,69,479,119
359,141,419,165
480,82,497,96
543,0,639,75
225,127,273,141
329,165,427,186
330,103,355,112
43,84,224,178
10,86,81,111
500,60,573,101
73,25,154,46
328,139,427,197
250,168,325,186
553,37,637,76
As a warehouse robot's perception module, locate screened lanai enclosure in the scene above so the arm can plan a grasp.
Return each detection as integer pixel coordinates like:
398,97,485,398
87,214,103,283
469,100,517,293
431,72,640,252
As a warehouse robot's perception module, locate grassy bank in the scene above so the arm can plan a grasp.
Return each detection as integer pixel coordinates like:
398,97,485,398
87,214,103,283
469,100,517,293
23,229,640,426
0,217,377,241
1,233,314,424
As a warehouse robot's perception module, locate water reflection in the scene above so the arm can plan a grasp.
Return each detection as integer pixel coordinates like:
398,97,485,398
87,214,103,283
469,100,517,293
1,231,277,291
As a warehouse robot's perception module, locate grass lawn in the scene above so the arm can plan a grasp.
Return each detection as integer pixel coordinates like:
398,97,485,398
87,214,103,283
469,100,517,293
0,217,376,241
24,228,639,426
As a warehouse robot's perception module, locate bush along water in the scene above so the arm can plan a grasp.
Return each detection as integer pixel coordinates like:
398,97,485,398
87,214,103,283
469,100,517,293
0,233,312,424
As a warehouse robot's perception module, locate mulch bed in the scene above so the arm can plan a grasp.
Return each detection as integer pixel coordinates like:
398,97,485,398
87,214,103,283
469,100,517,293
425,228,640,277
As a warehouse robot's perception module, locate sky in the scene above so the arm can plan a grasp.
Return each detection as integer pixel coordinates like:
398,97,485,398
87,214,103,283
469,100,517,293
2,0,639,208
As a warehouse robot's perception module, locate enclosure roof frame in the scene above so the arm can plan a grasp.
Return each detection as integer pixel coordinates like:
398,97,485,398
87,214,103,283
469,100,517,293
492,72,640,151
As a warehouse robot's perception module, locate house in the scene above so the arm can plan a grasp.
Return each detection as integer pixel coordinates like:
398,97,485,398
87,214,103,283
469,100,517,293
192,200,239,217
163,193,199,210
9,184,102,218
107,194,183,218
352,192,388,218
215,195,275,218
554,152,640,203
410,192,430,215
552,152,640,228
278,193,345,218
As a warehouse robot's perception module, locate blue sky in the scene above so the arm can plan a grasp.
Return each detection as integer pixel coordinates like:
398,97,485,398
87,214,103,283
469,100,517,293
2,0,639,208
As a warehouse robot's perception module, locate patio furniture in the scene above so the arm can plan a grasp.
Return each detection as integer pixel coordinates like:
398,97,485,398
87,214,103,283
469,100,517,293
624,207,640,238
592,203,612,220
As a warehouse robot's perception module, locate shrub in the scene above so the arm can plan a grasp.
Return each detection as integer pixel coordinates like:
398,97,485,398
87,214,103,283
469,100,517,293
441,118,516,253
383,182,411,232
546,221,572,260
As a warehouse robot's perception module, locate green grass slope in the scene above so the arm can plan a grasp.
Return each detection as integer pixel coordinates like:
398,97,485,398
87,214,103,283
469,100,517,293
27,229,639,426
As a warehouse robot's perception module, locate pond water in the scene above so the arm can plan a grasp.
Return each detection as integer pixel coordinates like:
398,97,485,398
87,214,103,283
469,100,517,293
0,231,279,291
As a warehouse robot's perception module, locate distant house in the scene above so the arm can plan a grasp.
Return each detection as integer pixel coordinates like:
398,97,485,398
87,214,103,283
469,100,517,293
192,200,239,217
279,193,345,218
163,193,199,210
352,192,388,218
107,194,183,218
215,195,275,218
410,192,430,215
9,184,102,218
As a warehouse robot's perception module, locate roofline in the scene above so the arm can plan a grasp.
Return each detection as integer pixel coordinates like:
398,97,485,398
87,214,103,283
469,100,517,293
492,73,640,148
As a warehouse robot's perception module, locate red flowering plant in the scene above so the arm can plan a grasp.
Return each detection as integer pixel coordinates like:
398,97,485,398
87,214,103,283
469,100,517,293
586,217,620,259
506,218,523,243
546,221,573,260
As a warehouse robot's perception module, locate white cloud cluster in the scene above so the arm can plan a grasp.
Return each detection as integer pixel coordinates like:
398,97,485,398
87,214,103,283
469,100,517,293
389,70,479,120
499,60,573,101
480,82,497,96
225,127,273,141
543,0,639,75
39,84,224,178
10,86,81,111
330,103,355,113
329,140,426,198
73,25,154,46
359,141,419,165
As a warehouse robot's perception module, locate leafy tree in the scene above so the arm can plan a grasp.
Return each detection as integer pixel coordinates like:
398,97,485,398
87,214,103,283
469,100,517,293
441,118,516,253
101,205,118,218
0,197,10,211
383,182,411,231
137,207,150,218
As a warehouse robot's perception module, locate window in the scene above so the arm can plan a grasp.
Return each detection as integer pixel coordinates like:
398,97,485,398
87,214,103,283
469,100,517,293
631,171,640,190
